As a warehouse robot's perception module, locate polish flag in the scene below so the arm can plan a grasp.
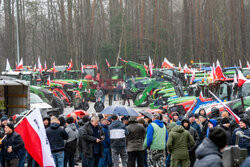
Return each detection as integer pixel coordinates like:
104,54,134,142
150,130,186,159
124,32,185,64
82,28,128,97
161,58,174,69
247,61,250,68
144,62,148,74
38,57,43,73
120,57,128,63
237,70,247,87
95,60,98,70
233,73,237,84
15,108,55,167
47,75,51,87
16,58,23,70
33,64,37,72
53,62,56,73
149,57,153,77
215,60,226,80
66,59,73,71
44,61,47,71
190,71,195,84
81,63,84,73
79,80,83,89
199,91,205,102
239,60,242,68
178,62,182,71
183,64,192,74
5,59,12,72
105,59,111,68
209,90,240,123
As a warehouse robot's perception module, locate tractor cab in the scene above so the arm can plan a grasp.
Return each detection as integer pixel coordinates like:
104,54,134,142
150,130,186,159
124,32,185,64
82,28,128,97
82,65,100,82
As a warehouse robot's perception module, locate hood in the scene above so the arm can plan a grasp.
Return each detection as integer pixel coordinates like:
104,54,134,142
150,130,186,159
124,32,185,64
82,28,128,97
181,118,190,130
50,122,60,129
152,120,164,128
196,138,222,159
111,120,123,128
171,125,185,133
68,123,77,131
208,119,217,127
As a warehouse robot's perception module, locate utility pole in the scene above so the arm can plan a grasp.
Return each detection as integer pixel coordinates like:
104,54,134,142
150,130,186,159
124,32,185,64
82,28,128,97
15,0,20,63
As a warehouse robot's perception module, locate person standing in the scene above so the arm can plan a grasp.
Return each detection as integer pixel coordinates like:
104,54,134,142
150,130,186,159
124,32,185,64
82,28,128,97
108,115,128,167
0,123,24,167
188,113,201,138
126,117,145,167
146,113,168,167
46,116,69,167
81,116,104,167
80,98,89,111
199,115,208,141
121,86,130,106
94,87,103,102
194,127,227,167
167,124,195,167
94,98,105,113
64,117,79,167
107,89,114,106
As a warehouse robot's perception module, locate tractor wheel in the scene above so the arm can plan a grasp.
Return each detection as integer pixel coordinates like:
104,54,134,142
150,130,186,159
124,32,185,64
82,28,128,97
134,91,149,107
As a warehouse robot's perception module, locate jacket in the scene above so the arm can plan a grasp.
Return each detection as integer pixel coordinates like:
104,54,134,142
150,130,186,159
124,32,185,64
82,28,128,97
146,120,168,150
190,121,201,138
80,101,89,111
1,132,24,161
126,121,146,152
200,120,208,140
94,90,103,98
94,101,105,113
232,126,250,150
167,125,195,160
101,124,110,149
219,124,232,145
46,123,68,153
65,123,79,154
108,120,128,149
81,122,104,158
194,138,223,167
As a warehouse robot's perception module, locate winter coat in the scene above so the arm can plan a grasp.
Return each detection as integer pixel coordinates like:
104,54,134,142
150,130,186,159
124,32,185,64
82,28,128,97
232,126,250,151
94,101,105,113
81,122,104,158
219,124,232,145
190,121,201,139
80,101,89,111
65,123,79,154
167,125,195,160
126,121,146,152
46,123,68,153
0,132,24,161
194,138,223,167
94,90,103,99
100,124,110,149
108,120,128,149
200,120,208,141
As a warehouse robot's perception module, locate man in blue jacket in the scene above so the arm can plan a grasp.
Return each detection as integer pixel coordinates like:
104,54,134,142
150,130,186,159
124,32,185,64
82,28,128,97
108,115,128,167
146,113,168,167
46,116,68,167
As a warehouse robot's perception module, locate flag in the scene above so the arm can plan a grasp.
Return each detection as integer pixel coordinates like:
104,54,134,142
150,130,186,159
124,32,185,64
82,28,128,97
239,60,242,68
66,59,73,71
190,71,195,84
237,70,247,87
144,62,148,74
161,58,174,69
44,61,47,71
215,60,226,80
81,63,84,73
33,64,37,72
53,62,56,73
199,91,205,102
95,60,98,70
79,80,83,89
178,62,182,71
233,73,237,84
183,64,192,74
16,58,23,70
15,108,55,167
47,76,51,87
149,57,153,77
247,61,250,68
5,59,12,72
105,59,111,68
120,57,128,63
38,57,43,73
209,90,240,123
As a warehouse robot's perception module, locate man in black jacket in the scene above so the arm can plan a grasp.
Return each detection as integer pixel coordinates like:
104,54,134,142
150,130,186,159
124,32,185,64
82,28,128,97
94,98,105,113
81,115,104,167
46,116,68,167
0,123,24,167
80,98,89,111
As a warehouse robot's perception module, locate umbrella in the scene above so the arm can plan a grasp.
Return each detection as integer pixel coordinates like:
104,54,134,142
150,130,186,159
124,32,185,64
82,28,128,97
138,110,153,119
100,105,139,116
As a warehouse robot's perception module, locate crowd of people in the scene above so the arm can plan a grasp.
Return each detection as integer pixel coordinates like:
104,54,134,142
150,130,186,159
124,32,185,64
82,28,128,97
0,105,250,167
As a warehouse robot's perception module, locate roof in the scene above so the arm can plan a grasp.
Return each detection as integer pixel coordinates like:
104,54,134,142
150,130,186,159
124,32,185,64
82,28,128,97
0,76,29,86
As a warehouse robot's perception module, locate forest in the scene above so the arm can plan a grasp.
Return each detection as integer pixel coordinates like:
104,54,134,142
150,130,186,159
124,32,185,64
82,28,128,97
0,0,249,74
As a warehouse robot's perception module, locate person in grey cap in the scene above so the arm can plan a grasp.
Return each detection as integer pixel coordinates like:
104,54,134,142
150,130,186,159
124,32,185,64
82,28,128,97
126,117,145,167
146,113,168,167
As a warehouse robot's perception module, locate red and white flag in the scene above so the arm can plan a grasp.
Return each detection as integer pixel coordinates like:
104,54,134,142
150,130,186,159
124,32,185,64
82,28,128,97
178,62,182,71
149,57,153,77
53,62,56,73
38,57,43,73
209,90,240,123
239,60,242,68
95,60,98,70
199,91,205,102
190,71,195,84
233,73,237,84
44,61,47,71
161,58,174,69
16,58,23,70
119,57,128,63
67,59,73,71
79,80,83,89
237,70,247,87
144,62,148,74
215,60,226,80
15,108,55,167
105,59,111,68
247,61,250,68
81,63,84,73
47,75,51,87
33,64,37,72
183,64,192,74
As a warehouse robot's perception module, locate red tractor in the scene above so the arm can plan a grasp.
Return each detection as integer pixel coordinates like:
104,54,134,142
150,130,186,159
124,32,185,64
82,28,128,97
82,65,101,82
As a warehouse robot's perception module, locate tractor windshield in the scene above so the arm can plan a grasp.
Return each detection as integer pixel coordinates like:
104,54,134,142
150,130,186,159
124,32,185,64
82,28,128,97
30,93,44,103
242,82,250,97
110,68,123,79
84,69,96,77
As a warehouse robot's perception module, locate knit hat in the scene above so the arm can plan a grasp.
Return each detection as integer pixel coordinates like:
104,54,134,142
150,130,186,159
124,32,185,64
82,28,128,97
188,113,195,118
209,127,227,149
6,123,14,131
208,119,217,127
1,117,8,122
220,117,230,125
240,118,248,125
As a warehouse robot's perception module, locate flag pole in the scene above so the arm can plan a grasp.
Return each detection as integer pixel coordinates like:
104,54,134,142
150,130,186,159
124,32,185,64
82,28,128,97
0,107,34,142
